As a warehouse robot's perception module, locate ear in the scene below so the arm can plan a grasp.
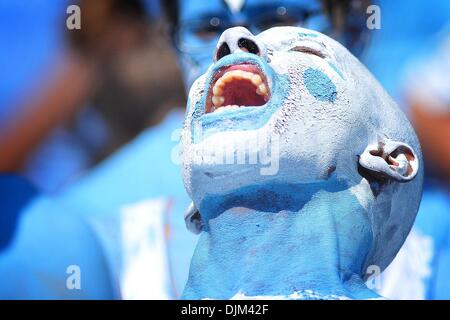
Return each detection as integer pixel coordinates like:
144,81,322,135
359,139,419,182
184,202,203,234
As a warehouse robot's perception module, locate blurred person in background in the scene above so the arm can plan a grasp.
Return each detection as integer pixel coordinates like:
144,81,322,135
2,0,408,299
0,0,185,192
0,0,186,299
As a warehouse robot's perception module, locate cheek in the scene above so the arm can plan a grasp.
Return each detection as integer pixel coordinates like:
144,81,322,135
303,67,337,103
268,53,297,75
271,54,340,104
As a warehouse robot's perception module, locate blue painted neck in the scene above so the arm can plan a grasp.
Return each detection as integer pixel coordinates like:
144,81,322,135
182,180,381,299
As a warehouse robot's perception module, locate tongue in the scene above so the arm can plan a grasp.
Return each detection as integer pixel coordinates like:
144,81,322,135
222,78,266,107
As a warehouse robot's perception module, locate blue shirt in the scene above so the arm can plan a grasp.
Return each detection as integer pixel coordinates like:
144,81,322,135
0,110,197,299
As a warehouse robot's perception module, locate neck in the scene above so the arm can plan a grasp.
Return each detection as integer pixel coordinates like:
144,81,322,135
182,180,380,300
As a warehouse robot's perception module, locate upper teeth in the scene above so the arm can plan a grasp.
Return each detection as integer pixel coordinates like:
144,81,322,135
211,69,269,109
212,95,225,106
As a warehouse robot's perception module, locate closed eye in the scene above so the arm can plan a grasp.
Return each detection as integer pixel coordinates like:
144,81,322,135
289,46,326,59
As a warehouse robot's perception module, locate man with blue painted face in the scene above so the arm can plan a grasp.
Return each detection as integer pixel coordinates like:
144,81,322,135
0,0,371,299
180,25,422,300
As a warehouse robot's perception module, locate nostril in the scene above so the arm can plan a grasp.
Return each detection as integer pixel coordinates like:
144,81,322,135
238,38,260,55
216,42,231,61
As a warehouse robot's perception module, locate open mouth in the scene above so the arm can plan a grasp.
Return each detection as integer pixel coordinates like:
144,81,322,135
205,63,271,114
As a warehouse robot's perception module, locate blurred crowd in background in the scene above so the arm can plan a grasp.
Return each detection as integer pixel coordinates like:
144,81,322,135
0,0,185,191
1,0,450,299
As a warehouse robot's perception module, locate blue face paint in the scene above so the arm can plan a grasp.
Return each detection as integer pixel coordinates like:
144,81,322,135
299,32,319,38
328,62,344,80
303,67,337,102
182,179,378,299
189,52,289,143
182,26,423,300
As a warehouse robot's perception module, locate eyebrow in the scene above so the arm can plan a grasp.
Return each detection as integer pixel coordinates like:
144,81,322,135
289,45,326,59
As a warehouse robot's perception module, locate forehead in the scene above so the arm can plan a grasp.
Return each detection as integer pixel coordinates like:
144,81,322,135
179,0,321,21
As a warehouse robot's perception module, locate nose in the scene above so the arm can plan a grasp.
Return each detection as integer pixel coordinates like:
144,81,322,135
214,26,266,62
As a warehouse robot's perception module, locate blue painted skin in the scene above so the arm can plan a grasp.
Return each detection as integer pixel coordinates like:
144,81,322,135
188,31,340,143
189,52,289,143
328,62,345,80
303,67,337,102
181,26,423,299
183,179,378,299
